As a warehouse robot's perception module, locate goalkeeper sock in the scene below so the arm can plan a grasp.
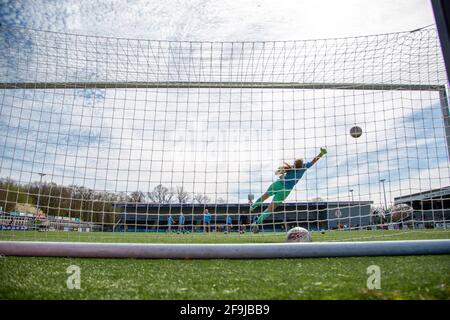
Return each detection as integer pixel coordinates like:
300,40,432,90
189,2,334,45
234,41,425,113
256,210,271,224
251,197,264,210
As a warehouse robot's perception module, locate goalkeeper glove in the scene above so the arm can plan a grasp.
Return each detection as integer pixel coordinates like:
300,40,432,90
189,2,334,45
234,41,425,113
319,147,327,157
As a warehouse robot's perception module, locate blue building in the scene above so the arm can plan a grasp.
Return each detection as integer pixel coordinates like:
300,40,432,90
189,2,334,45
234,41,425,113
112,200,373,232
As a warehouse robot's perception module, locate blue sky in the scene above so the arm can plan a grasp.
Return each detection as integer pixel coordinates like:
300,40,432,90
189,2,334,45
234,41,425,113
0,0,449,208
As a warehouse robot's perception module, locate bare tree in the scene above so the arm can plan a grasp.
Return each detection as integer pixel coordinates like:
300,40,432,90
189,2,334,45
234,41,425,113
1,178,120,225
148,184,174,204
175,186,191,204
194,193,211,204
216,197,226,204
0,178,29,212
128,191,145,203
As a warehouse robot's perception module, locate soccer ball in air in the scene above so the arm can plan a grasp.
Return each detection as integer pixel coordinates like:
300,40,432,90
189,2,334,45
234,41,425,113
286,227,312,243
350,126,363,138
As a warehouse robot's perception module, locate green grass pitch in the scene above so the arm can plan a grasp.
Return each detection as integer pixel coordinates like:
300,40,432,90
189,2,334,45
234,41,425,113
0,229,449,299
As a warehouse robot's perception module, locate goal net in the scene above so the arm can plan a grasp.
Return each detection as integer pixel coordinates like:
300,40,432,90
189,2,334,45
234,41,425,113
0,26,449,254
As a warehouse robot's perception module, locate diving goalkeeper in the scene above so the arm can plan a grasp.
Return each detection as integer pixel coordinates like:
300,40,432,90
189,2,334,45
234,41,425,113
250,147,327,228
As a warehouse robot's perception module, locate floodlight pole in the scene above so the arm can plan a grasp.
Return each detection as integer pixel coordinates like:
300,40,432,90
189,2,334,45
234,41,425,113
247,193,255,232
380,179,388,212
349,189,354,203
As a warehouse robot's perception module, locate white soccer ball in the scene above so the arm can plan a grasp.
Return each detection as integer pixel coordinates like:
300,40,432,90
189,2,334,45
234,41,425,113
286,227,312,243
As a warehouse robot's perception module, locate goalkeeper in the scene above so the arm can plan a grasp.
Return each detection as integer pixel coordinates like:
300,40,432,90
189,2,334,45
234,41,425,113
250,147,327,228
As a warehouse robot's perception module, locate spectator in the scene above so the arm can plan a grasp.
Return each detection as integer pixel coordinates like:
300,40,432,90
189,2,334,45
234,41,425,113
239,212,249,233
225,214,233,233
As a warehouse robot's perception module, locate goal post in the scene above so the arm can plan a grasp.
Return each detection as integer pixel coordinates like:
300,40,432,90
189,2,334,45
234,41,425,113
0,81,445,91
1,240,450,259
0,26,449,258
432,0,450,82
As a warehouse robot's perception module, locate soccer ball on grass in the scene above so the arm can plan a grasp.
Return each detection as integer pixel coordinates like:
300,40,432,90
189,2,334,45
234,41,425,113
286,227,312,243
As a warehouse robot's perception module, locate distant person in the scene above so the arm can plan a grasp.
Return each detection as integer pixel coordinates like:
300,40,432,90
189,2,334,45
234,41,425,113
203,209,212,233
225,214,233,233
167,214,174,232
178,212,186,233
239,212,249,234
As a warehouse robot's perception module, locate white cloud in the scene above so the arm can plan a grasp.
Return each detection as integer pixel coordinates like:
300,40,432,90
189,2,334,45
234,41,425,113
0,0,436,41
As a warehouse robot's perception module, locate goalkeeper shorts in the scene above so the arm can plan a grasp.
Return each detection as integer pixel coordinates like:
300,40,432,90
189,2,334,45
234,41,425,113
266,180,292,204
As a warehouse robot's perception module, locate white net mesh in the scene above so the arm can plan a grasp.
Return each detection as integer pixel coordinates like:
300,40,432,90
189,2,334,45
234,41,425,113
0,26,449,243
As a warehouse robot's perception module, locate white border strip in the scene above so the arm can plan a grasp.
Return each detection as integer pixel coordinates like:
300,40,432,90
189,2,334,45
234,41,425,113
0,240,449,259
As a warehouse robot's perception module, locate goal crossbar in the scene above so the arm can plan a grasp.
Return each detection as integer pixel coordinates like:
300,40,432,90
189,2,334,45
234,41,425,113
1,240,449,259
1,82,446,91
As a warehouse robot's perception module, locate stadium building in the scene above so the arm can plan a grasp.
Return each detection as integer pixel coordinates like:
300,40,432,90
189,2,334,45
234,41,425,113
394,186,450,228
113,201,373,232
